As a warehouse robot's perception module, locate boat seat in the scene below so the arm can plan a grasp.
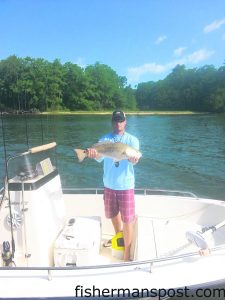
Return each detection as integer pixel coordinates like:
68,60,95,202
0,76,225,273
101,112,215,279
131,216,203,261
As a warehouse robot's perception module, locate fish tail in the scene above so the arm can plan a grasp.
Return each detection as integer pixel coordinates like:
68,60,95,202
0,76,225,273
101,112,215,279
74,149,87,162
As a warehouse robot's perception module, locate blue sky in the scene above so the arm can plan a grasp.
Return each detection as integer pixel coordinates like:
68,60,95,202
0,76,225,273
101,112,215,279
0,0,225,86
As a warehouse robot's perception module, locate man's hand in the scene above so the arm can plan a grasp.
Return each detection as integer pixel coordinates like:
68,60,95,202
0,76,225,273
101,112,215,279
86,148,101,159
128,156,140,165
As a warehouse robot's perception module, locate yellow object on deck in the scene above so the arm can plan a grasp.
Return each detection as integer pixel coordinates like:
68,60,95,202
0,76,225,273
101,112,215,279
111,231,124,260
112,232,124,251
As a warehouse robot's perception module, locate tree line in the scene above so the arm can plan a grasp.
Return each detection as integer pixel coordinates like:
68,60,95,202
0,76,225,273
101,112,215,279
0,55,224,113
0,55,136,112
136,64,225,112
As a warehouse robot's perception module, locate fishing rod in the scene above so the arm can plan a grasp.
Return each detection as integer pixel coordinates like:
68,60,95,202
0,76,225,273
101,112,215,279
0,111,16,265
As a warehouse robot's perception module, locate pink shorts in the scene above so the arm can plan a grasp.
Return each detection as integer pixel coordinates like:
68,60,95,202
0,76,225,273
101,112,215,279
103,187,135,223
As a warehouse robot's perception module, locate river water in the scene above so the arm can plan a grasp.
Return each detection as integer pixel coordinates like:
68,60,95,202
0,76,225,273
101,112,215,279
0,113,225,200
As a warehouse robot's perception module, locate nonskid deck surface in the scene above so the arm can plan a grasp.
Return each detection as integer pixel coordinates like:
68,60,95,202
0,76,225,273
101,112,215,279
59,217,210,266
86,214,225,266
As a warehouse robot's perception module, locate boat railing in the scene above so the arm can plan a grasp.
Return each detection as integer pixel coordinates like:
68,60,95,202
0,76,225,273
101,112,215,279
137,189,198,198
62,187,198,198
0,244,225,278
63,187,104,194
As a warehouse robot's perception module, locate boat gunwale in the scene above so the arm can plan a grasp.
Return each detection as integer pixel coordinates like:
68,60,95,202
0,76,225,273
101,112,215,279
1,244,225,272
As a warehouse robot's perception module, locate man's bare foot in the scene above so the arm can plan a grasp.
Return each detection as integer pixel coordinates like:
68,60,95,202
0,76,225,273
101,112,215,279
124,250,132,261
124,257,132,262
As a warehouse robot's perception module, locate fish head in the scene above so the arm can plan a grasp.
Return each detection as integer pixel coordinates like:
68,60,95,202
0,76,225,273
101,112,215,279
125,147,142,159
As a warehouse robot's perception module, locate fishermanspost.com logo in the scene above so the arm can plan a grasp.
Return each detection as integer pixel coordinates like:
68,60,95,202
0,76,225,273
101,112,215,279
74,285,225,299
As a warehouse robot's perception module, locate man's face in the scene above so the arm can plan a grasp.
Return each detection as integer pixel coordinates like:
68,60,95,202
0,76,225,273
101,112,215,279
112,119,126,134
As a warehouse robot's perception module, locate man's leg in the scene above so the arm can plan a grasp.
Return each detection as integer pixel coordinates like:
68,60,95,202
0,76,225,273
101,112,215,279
111,213,133,261
104,188,121,242
123,221,134,261
118,189,135,261
111,212,123,234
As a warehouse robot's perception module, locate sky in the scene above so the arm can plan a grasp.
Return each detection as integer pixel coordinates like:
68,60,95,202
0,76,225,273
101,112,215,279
0,0,225,86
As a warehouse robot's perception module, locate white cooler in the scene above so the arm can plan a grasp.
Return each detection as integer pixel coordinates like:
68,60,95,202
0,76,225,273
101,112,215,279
54,216,101,266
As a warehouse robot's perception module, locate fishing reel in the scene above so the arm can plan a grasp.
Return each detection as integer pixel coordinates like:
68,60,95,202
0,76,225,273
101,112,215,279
1,241,13,266
18,166,38,181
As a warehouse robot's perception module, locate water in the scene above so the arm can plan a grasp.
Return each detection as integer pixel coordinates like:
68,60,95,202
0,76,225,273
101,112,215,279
0,113,225,200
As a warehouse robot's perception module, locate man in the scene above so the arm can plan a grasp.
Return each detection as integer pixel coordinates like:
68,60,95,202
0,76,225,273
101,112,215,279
87,111,140,261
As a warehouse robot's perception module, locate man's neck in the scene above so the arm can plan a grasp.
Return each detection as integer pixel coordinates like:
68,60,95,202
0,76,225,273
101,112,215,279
113,130,125,135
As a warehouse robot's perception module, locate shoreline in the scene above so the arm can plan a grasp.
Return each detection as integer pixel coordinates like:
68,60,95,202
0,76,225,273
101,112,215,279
1,110,211,116
41,110,207,116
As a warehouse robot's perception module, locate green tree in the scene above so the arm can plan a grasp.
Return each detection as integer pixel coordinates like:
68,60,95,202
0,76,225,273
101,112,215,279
62,62,87,110
0,55,24,111
84,63,125,110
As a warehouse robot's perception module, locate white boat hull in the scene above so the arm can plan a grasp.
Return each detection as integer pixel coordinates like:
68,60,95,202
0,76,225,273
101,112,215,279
1,169,225,298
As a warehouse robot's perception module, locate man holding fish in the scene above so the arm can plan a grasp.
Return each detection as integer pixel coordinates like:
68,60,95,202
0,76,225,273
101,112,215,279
75,111,141,261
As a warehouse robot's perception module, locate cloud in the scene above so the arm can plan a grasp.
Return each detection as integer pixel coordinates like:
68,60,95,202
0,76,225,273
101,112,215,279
204,18,225,33
186,49,215,64
127,49,215,84
155,35,167,44
174,47,186,57
127,63,167,83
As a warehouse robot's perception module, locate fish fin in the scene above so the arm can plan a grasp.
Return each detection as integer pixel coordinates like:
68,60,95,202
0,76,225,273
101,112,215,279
74,149,87,162
92,141,113,148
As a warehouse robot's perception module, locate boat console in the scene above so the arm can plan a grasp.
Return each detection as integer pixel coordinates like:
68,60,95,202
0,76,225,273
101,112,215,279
0,143,65,267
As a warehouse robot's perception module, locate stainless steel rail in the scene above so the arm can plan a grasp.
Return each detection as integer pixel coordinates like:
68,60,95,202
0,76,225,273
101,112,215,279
62,187,198,198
